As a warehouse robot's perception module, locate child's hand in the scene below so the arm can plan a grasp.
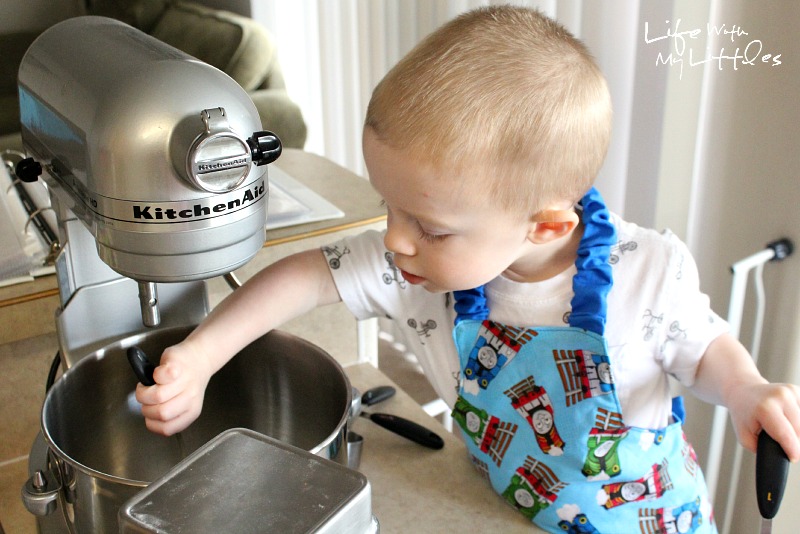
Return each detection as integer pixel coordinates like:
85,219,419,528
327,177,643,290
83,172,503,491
130,249,340,436
694,335,800,462
727,382,800,462
134,340,214,436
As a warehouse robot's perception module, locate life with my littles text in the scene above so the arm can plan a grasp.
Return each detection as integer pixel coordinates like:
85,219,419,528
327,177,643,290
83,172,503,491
645,18,782,79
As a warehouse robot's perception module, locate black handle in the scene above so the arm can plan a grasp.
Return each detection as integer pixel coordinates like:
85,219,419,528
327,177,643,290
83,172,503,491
126,346,156,386
756,431,790,520
364,412,444,450
361,385,396,407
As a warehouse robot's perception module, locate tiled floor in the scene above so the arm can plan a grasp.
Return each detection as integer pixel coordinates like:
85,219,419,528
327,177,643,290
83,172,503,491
0,327,436,533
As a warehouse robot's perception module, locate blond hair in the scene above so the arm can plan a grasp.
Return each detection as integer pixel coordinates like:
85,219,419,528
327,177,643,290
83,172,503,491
365,6,612,215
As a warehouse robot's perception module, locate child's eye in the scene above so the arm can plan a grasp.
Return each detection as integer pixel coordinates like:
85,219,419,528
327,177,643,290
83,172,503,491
417,225,449,244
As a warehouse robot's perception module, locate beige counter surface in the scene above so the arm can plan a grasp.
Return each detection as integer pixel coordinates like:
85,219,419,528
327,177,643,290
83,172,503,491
346,363,542,533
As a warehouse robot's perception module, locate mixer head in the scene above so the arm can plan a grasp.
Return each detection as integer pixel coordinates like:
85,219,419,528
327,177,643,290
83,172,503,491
16,16,281,284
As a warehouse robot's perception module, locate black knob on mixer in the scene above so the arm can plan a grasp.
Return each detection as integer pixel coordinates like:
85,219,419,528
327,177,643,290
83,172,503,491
247,131,282,166
15,157,42,182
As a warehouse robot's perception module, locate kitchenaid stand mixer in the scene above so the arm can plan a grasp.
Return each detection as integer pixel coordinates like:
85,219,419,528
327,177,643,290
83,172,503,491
15,18,376,532
11,16,368,533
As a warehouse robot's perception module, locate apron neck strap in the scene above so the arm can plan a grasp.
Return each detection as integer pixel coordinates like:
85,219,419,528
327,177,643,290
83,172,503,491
453,285,489,325
453,187,616,335
568,187,615,335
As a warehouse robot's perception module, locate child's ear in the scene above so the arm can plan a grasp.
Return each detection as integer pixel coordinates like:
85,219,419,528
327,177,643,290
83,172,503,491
527,209,579,244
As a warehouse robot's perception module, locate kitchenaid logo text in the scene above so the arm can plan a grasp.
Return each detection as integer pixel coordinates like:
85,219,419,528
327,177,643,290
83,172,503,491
197,157,248,172
132,182,265,221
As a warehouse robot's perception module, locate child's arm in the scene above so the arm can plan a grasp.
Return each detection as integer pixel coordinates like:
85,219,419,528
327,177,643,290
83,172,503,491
135,248,341,436
691,332,800,461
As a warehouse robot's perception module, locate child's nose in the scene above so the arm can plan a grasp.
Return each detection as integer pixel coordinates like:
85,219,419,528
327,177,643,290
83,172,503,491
383,218,416,256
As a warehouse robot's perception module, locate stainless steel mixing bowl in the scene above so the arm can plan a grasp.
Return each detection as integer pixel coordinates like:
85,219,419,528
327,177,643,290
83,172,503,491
38,326,351,533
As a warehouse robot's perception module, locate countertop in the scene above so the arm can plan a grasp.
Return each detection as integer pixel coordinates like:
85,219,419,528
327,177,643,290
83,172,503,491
346,363,540,533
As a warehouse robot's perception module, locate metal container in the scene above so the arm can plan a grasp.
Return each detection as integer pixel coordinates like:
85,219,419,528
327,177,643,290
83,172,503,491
119,428,378,533
31,326,351,533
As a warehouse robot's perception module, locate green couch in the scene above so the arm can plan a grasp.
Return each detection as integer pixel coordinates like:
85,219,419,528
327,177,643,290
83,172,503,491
0,0,307,152
0,31,38,151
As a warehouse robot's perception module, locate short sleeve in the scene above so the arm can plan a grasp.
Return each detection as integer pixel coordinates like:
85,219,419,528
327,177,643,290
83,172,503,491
322,230,392,320
657,233,729,386
322,230,461,406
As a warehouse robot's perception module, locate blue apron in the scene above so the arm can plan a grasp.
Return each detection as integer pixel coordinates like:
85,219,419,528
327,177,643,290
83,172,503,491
451,188,715,533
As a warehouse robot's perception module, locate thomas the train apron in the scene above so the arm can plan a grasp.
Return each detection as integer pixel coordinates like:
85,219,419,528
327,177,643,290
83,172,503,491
451,188,715,533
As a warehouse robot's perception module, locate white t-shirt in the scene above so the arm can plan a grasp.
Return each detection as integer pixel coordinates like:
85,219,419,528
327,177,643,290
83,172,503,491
324,214,728,429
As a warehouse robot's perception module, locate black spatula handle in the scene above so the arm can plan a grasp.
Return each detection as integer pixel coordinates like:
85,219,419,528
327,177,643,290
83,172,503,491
361,385,396,406
756,431,790,520
127,346,156,386
365,412,444,450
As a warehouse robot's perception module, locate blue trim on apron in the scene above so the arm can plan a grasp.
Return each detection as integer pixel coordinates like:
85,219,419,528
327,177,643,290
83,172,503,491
568,187,615,336
454,187,615,334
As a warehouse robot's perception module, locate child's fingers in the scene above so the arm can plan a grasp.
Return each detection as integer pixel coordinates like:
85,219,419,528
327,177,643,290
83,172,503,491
134,363,183,406
139,386,203,435
779,386,800,461
152,360,181,384
763,422,800,463
759,384,800,462
143,404,198,436
139,388,187,422
785,384,800,430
